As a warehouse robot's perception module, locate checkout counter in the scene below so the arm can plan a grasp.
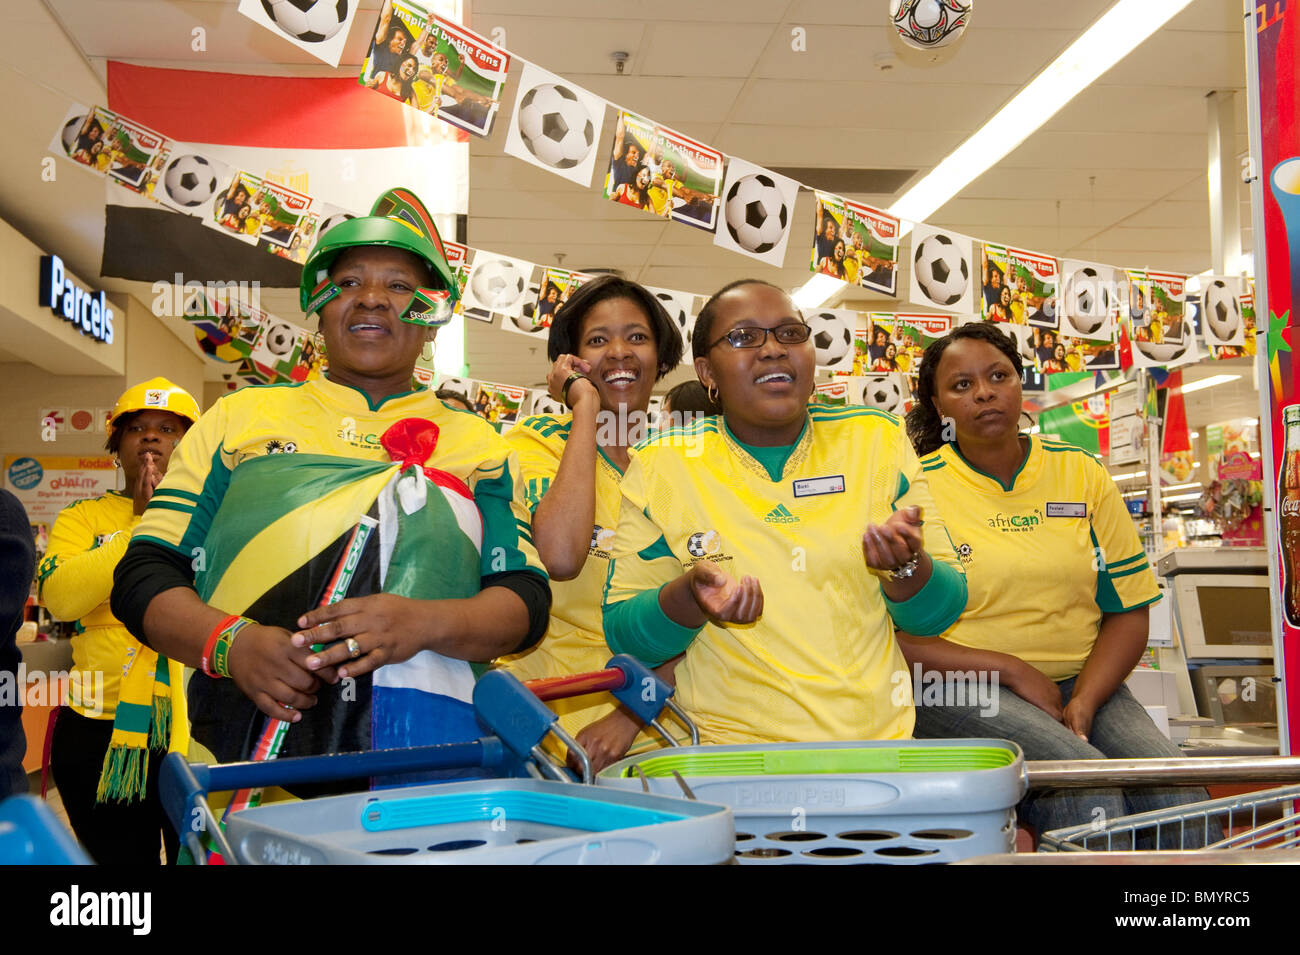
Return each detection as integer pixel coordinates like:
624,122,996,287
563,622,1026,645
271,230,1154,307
1142,547,1280,756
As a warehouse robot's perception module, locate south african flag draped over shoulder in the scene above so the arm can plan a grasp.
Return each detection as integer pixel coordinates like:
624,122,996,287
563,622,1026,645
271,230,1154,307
193,418,484,766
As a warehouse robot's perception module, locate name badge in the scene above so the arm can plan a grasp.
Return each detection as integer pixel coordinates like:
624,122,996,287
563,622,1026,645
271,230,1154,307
793,475,845,497
1046,502,1087,518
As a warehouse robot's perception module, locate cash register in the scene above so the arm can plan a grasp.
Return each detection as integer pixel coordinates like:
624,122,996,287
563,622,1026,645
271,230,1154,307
1152,547,1280,756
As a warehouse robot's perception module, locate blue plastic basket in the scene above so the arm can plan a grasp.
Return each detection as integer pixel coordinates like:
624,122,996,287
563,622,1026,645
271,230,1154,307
223,778,734,865
0,794,92,865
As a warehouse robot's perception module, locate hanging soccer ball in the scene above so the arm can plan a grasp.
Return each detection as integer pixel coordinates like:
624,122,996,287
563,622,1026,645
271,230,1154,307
889,0,972,51
1067,266,1111,336
262,323,297,357
807,311,853,368
859,374,905,414
723,174,789,254
531,394,566,417
60,114,87,153
260,0,350,43
1202,280,1242,342
316,212,355,238
470,259,526,310
516,84,595,170
653,290,692,350
1135,338,1190,364
913,233,970,308
163,155,219,207
436,377,473,401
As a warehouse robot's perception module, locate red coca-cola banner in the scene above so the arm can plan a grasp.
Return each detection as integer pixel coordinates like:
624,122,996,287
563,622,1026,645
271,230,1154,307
1250,2,1300,752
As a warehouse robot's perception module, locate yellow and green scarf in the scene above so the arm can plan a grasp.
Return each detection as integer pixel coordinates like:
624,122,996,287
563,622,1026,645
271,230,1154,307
95,643,189,803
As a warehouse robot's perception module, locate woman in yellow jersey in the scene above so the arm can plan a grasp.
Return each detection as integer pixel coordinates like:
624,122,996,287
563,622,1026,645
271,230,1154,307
43,378,199,864
499,276,684,769
110,191,549,783
901,322,1213,846
602,280,967,746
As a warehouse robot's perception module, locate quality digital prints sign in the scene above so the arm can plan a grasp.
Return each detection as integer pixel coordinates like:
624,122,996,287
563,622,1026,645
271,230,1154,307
38,254,115,344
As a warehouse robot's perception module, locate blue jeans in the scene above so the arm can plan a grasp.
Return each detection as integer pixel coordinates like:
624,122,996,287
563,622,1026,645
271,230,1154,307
911,676,1218,849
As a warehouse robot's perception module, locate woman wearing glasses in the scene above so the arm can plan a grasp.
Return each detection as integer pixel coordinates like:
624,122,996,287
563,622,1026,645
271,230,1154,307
601,280,967,744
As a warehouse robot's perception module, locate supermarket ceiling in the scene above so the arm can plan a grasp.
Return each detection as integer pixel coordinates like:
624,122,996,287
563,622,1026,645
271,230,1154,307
1,0,1255,392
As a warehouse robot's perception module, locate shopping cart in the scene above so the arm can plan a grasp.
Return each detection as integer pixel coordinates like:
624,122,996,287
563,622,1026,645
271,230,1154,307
600,739,1027,864
1028,755,1300,853
160,655,731,865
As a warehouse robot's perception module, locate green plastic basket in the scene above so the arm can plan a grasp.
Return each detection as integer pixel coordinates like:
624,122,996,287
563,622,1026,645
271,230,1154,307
599,739,1026,865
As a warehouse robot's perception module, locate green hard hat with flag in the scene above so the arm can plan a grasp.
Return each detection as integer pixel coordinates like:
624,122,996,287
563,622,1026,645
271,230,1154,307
300,187,459,327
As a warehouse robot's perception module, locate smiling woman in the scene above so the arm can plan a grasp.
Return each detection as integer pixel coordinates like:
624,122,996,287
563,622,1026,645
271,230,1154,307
497,276,683,768
599,279,968,747
110,190,550,791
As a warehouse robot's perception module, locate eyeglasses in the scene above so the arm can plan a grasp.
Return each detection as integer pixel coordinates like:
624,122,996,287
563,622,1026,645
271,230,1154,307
708,323,812,351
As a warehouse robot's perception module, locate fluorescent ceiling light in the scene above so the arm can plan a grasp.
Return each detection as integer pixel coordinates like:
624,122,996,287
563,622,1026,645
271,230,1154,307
792,273,847,310
889,0,1195,225
795,0,1196,308
1178,374,1241,395
1163,492,1204,503
1111,470,1147,481
1162,482,1202,492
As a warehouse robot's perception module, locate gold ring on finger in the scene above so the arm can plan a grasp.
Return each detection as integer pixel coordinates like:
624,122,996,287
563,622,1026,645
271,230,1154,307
346,637,362,659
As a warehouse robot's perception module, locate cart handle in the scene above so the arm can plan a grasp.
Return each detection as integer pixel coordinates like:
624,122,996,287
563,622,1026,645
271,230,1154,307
159,737,515,859
476,657,698,784
1025,755,1300,788
522,655,699,746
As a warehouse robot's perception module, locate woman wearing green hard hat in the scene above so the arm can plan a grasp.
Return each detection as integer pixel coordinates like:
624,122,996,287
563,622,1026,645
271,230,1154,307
112,189,550,799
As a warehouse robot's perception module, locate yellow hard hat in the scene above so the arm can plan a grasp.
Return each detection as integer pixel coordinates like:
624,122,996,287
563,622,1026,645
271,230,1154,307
110,377,200,429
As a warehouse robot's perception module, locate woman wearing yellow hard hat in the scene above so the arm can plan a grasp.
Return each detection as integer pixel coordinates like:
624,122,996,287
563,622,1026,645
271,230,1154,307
40,376,198,864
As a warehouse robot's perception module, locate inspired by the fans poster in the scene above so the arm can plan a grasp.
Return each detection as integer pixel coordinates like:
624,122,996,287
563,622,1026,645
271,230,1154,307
858,313,952,376
603,110,723,230
360,0,510,138
50,104,171,195
811,193,900,296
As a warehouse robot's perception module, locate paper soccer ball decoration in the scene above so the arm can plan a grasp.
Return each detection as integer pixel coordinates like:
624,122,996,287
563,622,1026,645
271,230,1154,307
260,0,350,43
516,84,594,170
470,259,526,310
723,174,789,254
436,377,472,401
531,395,566,416
262,323,296,356
889,0,972,50
860,375,905,414
61,114,86,153
1135,338,1190,364
807,312,853,367
163,155,219,207
656,292,691,349
1202,280,1242,341
509,311,547,334
316,212,355,237
1069,267,1110,336
913,234,970,307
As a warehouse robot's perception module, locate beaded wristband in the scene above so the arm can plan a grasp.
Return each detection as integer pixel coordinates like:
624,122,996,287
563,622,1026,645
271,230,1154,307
210,617,253,679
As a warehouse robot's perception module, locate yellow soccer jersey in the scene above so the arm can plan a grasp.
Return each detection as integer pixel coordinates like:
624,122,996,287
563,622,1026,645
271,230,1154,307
132,376,544,616
843,251,860,285
413,74,446,113
497,414,626,734
603,407,966,745
38,491,137,717
920,436,1161,680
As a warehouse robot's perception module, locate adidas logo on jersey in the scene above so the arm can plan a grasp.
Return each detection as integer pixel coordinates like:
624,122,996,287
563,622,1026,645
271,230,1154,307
763,503,799,524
